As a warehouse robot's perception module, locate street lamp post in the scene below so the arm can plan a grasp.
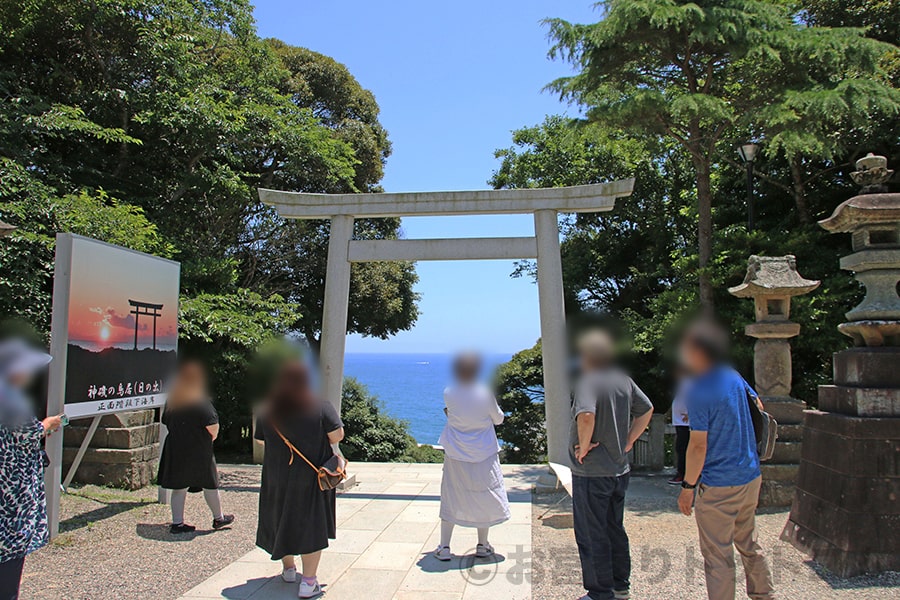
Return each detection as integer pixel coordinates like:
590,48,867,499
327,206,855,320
738,143,760,232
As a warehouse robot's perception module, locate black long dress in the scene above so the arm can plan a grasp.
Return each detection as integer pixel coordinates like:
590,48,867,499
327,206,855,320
255,401,343,559
157,401,219,491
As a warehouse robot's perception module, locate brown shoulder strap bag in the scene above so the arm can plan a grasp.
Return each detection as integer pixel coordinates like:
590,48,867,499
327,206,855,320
271,423,348,491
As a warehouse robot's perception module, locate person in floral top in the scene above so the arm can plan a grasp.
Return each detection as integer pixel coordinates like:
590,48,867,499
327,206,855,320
0,340,63,600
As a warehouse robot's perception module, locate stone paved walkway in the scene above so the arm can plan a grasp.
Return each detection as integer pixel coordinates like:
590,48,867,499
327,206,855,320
179,463,542,600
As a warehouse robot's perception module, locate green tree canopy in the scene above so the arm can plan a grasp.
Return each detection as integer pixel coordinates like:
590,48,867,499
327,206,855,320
0,158,172,336
545,0,898,309
490,111,872,450
0,0,419,451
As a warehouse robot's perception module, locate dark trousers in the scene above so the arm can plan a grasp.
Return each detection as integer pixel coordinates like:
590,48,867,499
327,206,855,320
0,557,25,600
572,473,631,600
675,426,691,478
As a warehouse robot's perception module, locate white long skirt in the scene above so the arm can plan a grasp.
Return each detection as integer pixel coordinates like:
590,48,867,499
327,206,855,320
439,454,511,528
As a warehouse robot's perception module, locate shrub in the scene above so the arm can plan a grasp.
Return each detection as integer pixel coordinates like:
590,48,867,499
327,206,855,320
340,377,441,463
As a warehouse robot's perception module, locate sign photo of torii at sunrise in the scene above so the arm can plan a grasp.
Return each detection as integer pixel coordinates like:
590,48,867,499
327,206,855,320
43,233,181,537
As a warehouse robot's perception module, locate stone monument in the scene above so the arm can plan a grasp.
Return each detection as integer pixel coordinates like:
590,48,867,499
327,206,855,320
729,255,819,506
781,153,900,576
63,410,160,490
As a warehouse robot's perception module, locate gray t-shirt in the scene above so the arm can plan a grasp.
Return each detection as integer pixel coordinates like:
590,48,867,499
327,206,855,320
568,368,653,477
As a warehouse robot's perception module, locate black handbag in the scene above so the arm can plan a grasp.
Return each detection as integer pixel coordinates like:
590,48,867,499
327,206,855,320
745,386,778,462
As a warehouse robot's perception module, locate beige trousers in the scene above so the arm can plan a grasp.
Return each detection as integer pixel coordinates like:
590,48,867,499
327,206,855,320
694,476,775,600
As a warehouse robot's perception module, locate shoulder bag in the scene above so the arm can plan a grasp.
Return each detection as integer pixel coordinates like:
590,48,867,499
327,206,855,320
271,423,348,491
744,383,778,462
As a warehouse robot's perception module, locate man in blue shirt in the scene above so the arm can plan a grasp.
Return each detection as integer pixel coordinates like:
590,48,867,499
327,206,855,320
676,320,775,600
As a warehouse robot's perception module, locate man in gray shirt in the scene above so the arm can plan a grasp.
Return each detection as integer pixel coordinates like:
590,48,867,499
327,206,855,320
569,330,654,600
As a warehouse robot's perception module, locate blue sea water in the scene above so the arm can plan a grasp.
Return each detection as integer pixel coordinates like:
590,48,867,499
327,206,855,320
343,353,512,444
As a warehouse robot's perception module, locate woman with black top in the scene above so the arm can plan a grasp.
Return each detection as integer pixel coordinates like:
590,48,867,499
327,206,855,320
158,360,234,533
254,360,344,599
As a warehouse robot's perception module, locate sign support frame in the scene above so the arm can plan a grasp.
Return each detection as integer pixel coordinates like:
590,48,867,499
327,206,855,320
45,234,73,538
61,415,102,491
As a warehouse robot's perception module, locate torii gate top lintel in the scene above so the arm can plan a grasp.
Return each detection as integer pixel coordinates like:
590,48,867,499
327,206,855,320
257,178,635,466
258,179,635,219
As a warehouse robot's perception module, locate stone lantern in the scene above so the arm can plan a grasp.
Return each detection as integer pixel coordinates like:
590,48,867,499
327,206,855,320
822,156,900,346
729,255,819,397
729,256,819,506
781,153,900,576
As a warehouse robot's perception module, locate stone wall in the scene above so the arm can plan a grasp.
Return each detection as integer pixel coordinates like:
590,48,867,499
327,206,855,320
62,409,159,490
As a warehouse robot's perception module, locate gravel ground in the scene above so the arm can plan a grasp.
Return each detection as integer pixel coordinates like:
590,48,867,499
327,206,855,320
19,468,899,599
21,465,264,600
532,474,900,599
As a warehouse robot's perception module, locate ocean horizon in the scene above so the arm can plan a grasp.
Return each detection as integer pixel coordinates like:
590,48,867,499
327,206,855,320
343,352,513,444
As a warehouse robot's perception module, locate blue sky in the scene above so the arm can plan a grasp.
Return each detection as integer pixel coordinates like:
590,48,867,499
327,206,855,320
252,1,600,353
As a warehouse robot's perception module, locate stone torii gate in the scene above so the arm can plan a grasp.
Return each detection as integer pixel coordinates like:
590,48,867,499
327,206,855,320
259,180,634,464
128,299,164,350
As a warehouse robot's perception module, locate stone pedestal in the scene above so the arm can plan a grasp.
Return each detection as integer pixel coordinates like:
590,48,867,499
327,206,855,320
781,155,900,577
757,396,806,506
783,347,900,575
729,255,819,506
62,410,159,490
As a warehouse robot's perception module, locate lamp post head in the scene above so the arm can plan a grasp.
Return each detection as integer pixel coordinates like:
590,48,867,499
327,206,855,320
738,143,760,164
0,220,16,238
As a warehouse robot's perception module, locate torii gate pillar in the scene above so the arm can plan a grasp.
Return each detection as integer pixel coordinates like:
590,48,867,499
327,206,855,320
534,209,570,464
319,215,354,420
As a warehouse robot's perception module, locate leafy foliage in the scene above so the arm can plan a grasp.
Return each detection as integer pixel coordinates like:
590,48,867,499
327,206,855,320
0,0,419,451
545,0,899,307
179,291,301,350
0,159,172,338
492,117,694,317
241,216,419,351
493,342,547,463
491,0,897,445
340,377,441,463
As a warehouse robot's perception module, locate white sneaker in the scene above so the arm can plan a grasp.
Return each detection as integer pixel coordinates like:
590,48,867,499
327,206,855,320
614,590,631,600
281,567,297,583
434,545,452,561
298,579,322,598
475,543,494,558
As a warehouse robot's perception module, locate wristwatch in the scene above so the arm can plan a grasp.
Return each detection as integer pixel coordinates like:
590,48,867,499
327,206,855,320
681,480,698,490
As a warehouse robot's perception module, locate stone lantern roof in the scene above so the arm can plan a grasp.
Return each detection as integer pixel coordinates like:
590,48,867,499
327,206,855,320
728,255,820,299
818,154,900,345
819,194,900,235
819,153,900,252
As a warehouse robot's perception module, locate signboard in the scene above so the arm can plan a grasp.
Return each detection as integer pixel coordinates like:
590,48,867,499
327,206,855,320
48,234,180,418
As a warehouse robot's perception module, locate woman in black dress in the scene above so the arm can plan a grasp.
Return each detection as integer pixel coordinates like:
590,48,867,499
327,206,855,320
158,360,234,533
255,360,344,599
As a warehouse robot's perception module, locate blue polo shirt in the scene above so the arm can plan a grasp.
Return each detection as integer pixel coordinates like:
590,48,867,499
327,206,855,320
687,365,760,487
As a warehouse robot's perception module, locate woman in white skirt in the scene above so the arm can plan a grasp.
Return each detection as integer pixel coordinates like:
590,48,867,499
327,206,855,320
434,353,510,560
